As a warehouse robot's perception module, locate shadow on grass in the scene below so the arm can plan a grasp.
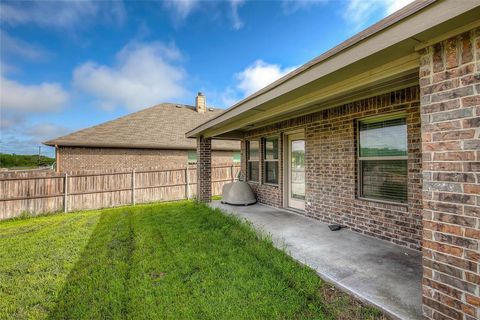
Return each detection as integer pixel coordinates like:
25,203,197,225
47,208,134,319
45,202,383,320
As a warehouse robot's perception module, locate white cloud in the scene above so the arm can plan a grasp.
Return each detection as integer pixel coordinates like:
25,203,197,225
0,30,50,61
0,113,22,130
230,0,245,30
0,72,69,155
212,60,297,108
162,0,246,30
282,0,328,15
343,0,376,29
0,61,18,75
0,121,70,156
163,0,199,22
343,0,415,30
220,87,241,107
0,0,125,29
385,0,415,14
236,60,297,97
73,42,188,111
27,123,70,140
0,77,69,112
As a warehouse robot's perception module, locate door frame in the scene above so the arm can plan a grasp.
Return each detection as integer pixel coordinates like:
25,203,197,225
283,129,305,211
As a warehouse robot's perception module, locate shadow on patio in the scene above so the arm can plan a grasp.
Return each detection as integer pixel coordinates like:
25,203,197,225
210,201,423,320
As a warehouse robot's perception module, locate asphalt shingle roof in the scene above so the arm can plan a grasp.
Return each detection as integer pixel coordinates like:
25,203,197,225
44,103,240,151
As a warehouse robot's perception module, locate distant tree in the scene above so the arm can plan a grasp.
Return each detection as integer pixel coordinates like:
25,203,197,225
0,153,55,168
291,150,305,168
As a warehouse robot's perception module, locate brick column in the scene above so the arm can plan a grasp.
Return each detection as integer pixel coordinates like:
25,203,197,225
419,28,479,320
197,136,212,202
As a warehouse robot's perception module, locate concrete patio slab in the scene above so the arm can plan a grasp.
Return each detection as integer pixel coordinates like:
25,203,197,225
210,201,422,320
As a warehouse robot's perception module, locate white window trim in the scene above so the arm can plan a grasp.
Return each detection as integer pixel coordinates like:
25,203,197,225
247,140,260,183
356,112,408,204
263,136,280,186
187,150,197,164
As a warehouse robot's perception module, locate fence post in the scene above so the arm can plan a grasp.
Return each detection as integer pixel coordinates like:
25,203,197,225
63,173,68,213
131,169,136,205
185,167,190,199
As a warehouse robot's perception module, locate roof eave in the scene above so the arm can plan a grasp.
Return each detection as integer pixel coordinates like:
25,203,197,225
186,0,479,138
43,141,239,151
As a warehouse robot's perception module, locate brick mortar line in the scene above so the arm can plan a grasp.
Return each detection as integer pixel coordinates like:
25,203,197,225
424,280,475,306
421,116,480,127
422,103,478,111
423,265,478,286
424,289,475,316
422,254,478,272
424,227,479,237
423,220,479,230
424,268,479,293
424,234,478,251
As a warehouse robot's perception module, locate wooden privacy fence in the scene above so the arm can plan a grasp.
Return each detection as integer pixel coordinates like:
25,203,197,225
0,164,241,220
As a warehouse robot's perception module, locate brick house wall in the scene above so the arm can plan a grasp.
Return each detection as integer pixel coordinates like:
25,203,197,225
419,28,479,320
57,147,237,173
243,86,423,250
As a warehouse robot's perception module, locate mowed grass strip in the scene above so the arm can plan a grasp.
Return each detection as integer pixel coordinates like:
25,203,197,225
0,201,383,319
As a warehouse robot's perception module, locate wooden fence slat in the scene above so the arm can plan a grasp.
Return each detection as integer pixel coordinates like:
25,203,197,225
132,170,136,205
0,164,240,219
64,173,68,213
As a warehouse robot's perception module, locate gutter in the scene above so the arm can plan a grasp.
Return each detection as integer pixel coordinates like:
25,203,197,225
42,141,240,152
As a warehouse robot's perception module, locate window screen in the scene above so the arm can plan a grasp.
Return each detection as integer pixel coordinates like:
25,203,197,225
233,152,241,163
187,150,197,163
358,116,407,203
264,137,279,184
247,141,260,182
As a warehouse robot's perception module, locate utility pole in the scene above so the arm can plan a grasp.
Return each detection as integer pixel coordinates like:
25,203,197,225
38,146,41,166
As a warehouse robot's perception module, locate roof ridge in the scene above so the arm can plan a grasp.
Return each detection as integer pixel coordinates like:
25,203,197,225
43,101,236,150
44,102,191,145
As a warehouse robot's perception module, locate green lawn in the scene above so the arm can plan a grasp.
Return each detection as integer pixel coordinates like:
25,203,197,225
0,201,383,319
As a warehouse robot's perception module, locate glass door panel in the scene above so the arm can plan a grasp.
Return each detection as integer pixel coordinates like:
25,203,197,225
291,140,305,200
287,133,305,210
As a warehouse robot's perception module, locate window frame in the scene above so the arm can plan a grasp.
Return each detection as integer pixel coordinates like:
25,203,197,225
263,136,280,186
247,140,260,183
232,152,241,163
187,150,197,164
356,112,408,205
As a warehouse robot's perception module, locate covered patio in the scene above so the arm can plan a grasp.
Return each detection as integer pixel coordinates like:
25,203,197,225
211,201,422,320
190,2,480,319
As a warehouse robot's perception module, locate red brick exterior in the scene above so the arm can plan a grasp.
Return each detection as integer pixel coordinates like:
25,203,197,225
420,28,480,320
195,26,480,320
243,86,423,250
56,147,236,173
197,136,212,202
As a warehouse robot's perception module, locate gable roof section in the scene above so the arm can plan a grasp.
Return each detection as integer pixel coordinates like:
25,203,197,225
44,104,240,151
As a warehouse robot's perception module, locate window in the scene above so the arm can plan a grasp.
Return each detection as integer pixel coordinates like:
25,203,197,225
233,152,241,163
247,140,260,182
358,115,407,203
187,150,197,163
263,137,279,184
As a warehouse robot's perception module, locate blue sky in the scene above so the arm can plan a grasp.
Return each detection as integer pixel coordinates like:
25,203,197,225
0,0,413,157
